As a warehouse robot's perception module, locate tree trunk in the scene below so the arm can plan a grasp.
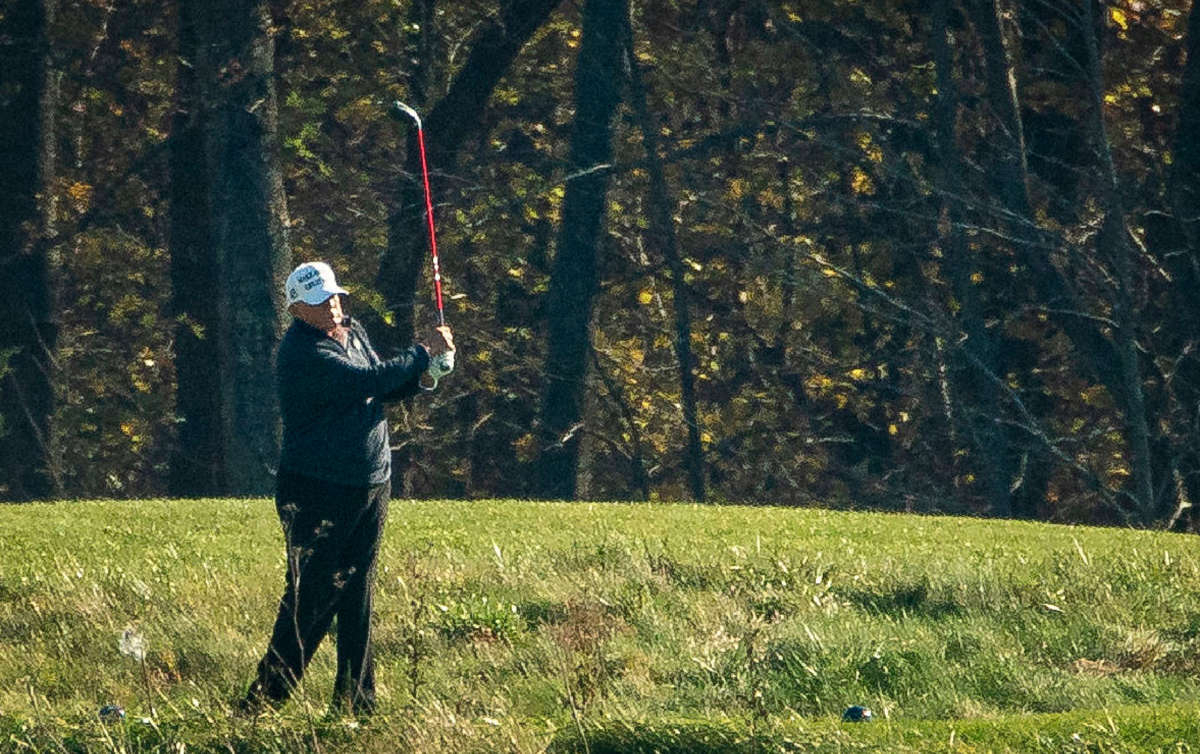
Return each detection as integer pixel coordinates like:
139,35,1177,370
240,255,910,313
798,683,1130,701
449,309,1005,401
1157,0,1200,527
1080,0,1156,521
535,0,627,499
168,0,221,496
970,0,1031,210
968,0,1067,518
973,0,1156,521
932,0,1013,516
970,0,1134,517
169,0,291,496
1174,3,1200,254
0,0,60,501
622,11,705,501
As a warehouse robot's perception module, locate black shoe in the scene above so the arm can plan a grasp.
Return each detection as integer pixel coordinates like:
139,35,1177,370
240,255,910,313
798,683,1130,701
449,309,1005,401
233,696,264,719
331,691,376,718
235,683,281,718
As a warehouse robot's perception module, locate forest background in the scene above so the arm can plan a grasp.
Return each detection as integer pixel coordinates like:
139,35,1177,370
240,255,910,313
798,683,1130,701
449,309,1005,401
3,0,1199,529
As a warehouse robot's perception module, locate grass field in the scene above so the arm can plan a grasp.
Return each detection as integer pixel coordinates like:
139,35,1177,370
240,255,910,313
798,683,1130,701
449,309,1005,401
3,498,1200,752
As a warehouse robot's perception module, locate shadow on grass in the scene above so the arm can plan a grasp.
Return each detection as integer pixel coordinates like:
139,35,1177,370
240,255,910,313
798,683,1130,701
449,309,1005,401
835,579,961,620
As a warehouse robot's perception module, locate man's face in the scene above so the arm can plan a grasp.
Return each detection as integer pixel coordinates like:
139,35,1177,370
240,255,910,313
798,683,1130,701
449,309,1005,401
290,294,345,332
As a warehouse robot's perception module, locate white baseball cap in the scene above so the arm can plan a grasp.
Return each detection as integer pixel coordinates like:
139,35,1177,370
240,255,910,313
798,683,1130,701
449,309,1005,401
285,261,348,306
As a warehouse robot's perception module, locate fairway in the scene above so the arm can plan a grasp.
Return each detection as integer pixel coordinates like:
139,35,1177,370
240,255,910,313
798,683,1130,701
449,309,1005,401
3,498,1200,752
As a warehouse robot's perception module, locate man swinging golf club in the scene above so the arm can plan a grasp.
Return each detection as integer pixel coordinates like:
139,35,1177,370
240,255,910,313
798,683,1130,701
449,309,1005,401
241,260,454,715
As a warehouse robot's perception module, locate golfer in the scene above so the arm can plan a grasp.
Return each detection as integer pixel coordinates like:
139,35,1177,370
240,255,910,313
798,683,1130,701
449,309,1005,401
241,260,454,715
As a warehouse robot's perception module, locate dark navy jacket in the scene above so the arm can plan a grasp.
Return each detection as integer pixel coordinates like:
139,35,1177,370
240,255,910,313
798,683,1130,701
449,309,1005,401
276,317,429,486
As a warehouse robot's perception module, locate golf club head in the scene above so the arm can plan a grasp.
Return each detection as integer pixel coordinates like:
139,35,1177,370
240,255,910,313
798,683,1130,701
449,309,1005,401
388,100,422,129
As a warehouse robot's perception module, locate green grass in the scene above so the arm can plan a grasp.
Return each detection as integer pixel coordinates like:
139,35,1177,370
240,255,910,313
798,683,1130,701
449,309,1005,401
3,498,1200,752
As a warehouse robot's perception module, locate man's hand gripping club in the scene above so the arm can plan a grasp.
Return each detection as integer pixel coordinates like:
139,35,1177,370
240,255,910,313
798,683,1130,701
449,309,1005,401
421,325,455,390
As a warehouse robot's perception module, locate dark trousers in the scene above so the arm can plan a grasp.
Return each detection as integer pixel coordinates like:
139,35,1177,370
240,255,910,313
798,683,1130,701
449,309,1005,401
246,472,389,713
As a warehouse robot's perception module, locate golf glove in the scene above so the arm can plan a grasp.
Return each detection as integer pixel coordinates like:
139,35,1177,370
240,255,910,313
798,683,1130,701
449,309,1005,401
421,350,455,390
430,350,455,378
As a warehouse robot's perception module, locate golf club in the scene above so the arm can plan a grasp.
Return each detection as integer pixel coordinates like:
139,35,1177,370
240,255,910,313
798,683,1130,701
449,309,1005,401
388,100,454,388
388,100,445,328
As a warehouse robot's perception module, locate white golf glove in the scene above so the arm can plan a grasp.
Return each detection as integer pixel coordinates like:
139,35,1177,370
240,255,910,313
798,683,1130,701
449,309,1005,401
429,350,455,379
421,350,455,390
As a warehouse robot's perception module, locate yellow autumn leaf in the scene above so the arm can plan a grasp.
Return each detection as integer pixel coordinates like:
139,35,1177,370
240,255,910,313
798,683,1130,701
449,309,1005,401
757,187,784,209
68,181,93,208
806,374,834,390
513,433,537,462
850,166,874,194
638,289,654,305
1110,7,1128,30
856,132,883,163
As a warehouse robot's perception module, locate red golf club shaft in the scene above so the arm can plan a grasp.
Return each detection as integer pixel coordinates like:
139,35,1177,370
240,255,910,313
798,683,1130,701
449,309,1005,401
414,125,445,327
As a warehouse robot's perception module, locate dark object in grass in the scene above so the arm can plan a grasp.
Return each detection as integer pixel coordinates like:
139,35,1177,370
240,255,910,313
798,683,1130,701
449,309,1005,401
842,705,872,722
98,705,125,722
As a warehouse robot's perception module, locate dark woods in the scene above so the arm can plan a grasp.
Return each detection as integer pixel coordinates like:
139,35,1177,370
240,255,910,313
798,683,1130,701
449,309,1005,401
1,0,1198,529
